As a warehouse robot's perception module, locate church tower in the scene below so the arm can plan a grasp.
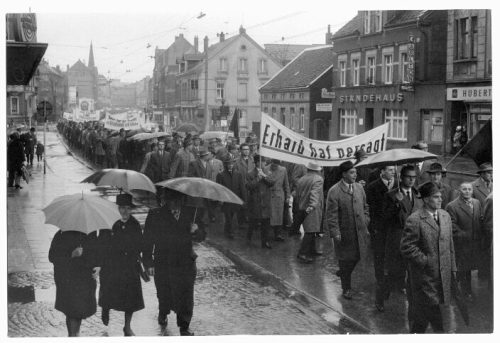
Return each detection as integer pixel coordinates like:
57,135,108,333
88,41,98,105
88,41,95,68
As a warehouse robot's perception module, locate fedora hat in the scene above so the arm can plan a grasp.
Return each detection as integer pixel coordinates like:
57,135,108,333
425,162,447,175
306,161,322,171
116,193,135,207
339,160,355,174
477,162,493,174
198,147,210,157
419,181,440,199
222,153,236,164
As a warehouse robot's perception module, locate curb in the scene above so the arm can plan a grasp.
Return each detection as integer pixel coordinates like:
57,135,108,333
206,239,372,334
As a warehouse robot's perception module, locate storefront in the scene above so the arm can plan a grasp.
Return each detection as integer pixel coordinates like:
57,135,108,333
446,85,492,141
330,84,447,153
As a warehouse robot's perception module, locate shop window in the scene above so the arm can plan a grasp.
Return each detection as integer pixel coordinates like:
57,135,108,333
384,109,408,140
383,54,393,84
339,108,357,136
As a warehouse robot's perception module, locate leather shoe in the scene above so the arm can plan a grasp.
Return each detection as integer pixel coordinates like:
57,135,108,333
158,311,168,326
261,242,272,249
180,328,194,336
123,328,135,336
101,308,109,326
342,289,353,300
297,254,313,264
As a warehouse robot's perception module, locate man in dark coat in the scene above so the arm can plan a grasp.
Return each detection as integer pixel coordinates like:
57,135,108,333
23,127,37,165
233,143,255,224
383,165,423,299
143,189,197,336
401,182,457,333
411,141,436,185
216,154,246,238
149,140,171,182
445,182,482,296
326,160,370,300
425,162,458,208
365,165,396,311
7,131,26,189
246,154,273,249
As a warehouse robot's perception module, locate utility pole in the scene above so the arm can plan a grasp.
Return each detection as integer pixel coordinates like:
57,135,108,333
43,100,47,175
204,35,209,131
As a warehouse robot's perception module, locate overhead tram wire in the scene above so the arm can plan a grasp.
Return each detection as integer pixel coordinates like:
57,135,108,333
268,20,349,44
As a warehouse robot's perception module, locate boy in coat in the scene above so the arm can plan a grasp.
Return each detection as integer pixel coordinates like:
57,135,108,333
401,182,457,333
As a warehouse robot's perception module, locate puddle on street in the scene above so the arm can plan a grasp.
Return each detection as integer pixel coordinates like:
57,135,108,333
8,285,56,304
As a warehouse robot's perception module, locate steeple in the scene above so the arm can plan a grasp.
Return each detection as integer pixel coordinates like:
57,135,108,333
88,41,95,68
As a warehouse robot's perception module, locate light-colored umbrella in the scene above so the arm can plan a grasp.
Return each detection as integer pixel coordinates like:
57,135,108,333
175,123,200,133
81,169,156,194
151,132,171,139
156,177,243,205
128,132,155,141
43,193,120,234
354,149,437,169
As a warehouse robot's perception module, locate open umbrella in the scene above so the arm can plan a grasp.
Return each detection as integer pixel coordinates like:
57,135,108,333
43,193,120,234
354,148,437,169
175,123,200,133
151,131,171,139
81,169,156,194
128,132,155,141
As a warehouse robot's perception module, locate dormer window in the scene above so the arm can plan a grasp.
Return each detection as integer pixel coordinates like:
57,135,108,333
363,11,383,34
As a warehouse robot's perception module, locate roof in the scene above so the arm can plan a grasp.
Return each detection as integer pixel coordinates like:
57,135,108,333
264,44,321,66
332,10,429,39
260,46,333,91
69,59,90,71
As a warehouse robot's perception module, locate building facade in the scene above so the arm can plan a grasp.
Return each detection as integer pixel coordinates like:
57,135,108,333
260,46,333,140
330,10,448,153
445,10,491,150
35,60,65,122
6,13,47,126
174,27,282,132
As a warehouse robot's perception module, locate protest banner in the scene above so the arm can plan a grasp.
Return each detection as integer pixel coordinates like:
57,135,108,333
75,109,100,122
62,112,74,121
259,112,389,167
104,112,141,130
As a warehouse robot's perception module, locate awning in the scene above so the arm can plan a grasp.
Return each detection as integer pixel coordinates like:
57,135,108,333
6,41,48,85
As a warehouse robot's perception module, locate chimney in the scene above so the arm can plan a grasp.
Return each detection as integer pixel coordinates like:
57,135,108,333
67,64,70,71
194,36,199,53
204,36,209,53
239,26,246,35
325,24,333,44
219,32,225,42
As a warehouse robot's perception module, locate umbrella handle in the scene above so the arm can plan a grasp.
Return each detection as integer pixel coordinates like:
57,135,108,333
192,207,198,224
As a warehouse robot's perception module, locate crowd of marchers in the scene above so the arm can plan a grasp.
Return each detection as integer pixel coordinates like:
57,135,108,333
49,120,492,335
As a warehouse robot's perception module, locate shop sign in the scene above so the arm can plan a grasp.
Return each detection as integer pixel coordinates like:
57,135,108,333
316,103,332,112
447,86,492,102
339,93,404,103
321,88,335,99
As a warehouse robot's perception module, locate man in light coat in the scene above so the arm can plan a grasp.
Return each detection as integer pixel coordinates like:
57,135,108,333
401,181,457,333
445,182,482,296
295,162,324,263
266,159,290,242
326,160,370,300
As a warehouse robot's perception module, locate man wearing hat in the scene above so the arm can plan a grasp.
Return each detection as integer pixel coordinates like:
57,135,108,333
471,162,493,281
216,154,247,238
472,162,492,204
401,181,457,333
22,127,37,166
191,135,202,157
326,160,370,299
234,143,255,225
169,138,196,179
411,141,436,185
425,162,458,208
354,148,375,186
148,140,172,183
295,162,324,263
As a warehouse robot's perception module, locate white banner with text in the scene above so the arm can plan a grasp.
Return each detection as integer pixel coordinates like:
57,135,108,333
259,112,389,167
104,112,141,130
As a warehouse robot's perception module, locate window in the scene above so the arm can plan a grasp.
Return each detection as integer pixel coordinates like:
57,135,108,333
216,81,225,99
258,59,267,73
240,109,247,127
373,11,382,32
263,107,268,114
263,93,268,100
238,58,248,73
189,79,198,98
219,58,227,71
10,96,19,114
290,93,295,99
383,54,393,84
456,16,478,59
290,107,296,129
364,11,383,34
339,60,346,87
299,92,304,99
271,107,277,119
339,109,357,136
271,93,276,100
384,109,408,140
238,83,247,100
367,56,376,85
299,108,305,130
352,58,360,86
280,107,286,124
400,52,409,83
363,11,370,34
280,93,286,100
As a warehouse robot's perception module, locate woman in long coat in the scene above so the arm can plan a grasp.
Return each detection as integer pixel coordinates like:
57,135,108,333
49,230,100,336
143,189,197,336
99,194,144,336
266,159,290,240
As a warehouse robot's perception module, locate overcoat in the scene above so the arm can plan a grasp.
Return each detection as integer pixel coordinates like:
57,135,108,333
234,157,255,201
48,230,99,319
266,164,290,226
169,149,196,179
326,181,370,262
216,169,246,212
207,158,223,182
143,206,197,316
383,187,423,273
98,216,145,312
246,167,272,220
471,177,491,204
149,151,171,182
445,197,482,271
400,208,457,306
187,159,210,208
365,178,396,234
434,182,458,209
295,172,324,233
